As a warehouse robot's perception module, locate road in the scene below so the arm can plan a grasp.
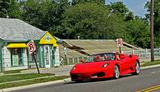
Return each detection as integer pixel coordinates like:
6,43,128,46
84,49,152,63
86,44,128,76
12,67,160,92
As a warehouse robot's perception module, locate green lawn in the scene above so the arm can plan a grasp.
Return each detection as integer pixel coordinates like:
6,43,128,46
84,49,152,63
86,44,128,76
0,73,54,83
0,76,68,89
141,60,160,67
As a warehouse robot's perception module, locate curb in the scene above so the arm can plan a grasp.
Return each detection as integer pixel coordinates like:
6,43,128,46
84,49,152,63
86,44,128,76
1,65,160,92
141,64,160,70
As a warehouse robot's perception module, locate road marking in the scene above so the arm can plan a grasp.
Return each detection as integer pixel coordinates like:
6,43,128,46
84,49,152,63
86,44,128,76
136,85,160,92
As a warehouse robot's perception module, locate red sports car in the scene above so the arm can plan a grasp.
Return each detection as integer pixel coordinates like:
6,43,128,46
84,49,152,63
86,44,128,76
70,52,140,82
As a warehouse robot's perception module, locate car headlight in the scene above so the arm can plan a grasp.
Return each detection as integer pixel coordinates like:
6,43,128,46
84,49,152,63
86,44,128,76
102,63,109,68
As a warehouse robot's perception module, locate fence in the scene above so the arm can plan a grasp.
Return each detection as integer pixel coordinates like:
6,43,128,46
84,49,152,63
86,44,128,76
61,48,160,65
61,57,84,65
123,48,160,61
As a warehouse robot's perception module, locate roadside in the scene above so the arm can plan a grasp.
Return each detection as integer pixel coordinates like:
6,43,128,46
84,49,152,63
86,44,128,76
0,61,160,91
141,60,160,67
21,65,74,76
0,73,68,89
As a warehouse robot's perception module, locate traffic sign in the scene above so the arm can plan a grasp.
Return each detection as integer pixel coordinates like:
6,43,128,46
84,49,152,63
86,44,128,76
27,40,36,54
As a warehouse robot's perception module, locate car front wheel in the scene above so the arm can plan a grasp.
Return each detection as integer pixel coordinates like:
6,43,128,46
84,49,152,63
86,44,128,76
114,65,120,79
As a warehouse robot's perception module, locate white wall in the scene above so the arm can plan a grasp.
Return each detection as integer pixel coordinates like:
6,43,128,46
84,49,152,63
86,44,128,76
54,46,60,66
2,46,11,68
23,49,28,67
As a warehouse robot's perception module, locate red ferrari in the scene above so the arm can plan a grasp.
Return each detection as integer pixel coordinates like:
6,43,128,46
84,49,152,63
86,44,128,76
70,52,140,82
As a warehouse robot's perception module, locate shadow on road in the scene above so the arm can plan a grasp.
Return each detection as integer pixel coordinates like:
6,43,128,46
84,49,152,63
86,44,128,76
64,74,138,85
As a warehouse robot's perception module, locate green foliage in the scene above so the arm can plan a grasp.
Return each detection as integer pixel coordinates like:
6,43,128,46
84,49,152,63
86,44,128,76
21,0,70,31
125,18,150,48
60,3,126,39
107,1,150,48
0,0,153,48
21,0,53,30
108,1,134,21
0,0,10,17
72,0,105,5
145,0,160,47
8,0,22,18
0,0,22,18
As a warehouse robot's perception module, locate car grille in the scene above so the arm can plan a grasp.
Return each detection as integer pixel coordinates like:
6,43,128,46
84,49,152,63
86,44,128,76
71,74,80,80
71,74,90,79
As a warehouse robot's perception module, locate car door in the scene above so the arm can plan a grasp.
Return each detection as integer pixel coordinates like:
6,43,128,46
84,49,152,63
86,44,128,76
119,56,132,74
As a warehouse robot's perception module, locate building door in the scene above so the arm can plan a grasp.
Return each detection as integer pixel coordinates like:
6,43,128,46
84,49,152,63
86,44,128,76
44,45,51,68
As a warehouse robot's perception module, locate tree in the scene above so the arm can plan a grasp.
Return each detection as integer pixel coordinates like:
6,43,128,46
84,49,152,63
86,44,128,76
0,0,10,17
108,1,134,21
108,1,150,48
59,3,126,39
7,0,22,18
125,17,150,48
145,0,160,47
72,0,105,5
21,0,70,32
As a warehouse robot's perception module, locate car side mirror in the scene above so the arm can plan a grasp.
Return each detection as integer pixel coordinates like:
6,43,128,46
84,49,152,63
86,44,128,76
80,59,85,63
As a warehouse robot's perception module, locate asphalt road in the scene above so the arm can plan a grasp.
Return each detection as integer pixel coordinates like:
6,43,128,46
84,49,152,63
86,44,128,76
12,67,160,92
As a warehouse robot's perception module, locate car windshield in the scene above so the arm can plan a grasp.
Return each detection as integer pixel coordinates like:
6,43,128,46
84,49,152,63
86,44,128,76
85,53,115,62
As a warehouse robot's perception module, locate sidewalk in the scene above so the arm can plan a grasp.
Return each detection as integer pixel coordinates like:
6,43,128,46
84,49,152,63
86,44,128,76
21,65,74,76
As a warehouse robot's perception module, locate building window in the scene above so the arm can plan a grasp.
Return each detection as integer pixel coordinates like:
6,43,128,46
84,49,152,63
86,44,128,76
10,49,24,67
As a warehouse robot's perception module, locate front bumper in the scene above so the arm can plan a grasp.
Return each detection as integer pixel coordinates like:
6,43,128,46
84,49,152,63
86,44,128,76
70,71,107,81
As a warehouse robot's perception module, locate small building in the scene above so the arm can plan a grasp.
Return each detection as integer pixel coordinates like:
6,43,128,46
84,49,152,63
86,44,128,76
0,18,60,72
59,39,139,65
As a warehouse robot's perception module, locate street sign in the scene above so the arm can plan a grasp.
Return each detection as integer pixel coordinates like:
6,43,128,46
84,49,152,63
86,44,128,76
27,40,40,74
116,38,123,47
27,40,36,54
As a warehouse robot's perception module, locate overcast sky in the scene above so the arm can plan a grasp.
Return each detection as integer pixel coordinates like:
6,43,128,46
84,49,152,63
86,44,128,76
105,0,148,17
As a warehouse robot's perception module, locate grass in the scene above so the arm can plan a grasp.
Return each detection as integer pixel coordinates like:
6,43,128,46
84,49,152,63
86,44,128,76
141,60,160,67
0,73,54,83
0,76,68,89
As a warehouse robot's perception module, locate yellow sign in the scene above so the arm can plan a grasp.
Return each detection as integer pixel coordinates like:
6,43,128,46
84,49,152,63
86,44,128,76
39,32,58,47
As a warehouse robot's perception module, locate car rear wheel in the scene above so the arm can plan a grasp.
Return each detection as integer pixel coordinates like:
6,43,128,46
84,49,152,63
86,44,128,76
114,65,120,79
133,61,140,75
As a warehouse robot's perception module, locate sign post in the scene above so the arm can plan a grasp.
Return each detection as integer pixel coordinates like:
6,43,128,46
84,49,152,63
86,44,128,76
64,47,68,64
116,38,123,53
27,40,40,74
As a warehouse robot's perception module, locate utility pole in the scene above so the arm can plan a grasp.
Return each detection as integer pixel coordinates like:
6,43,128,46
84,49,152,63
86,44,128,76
150,0,154,61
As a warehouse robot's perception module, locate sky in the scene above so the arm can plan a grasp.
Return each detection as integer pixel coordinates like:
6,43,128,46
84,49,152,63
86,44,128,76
105,0,148,17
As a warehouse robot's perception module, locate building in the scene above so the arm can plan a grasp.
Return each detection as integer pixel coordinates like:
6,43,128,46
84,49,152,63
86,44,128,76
0,18,60,72
59,39,139,65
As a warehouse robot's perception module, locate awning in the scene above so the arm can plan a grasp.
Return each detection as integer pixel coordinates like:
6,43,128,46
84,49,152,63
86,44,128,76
7,43,27,48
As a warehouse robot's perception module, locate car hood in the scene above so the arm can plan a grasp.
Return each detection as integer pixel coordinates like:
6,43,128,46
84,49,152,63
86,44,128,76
71,61,110,73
